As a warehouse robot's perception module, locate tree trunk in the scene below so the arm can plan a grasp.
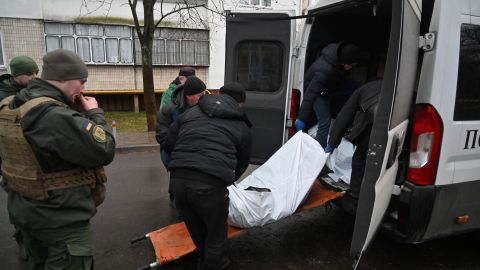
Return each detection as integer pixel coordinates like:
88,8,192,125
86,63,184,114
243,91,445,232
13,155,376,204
141,0,157,131
141,46,157,131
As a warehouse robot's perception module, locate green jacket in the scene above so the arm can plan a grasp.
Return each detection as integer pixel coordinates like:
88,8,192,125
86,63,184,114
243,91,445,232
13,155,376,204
160,81,180,109
7,78,116,230
0,73,23,101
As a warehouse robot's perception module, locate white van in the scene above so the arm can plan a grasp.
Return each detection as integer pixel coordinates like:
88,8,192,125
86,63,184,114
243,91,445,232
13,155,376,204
224,0,480,266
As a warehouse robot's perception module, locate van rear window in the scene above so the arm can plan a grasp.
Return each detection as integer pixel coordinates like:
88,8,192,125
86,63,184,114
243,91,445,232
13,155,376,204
235,41,284,92
454,23,480,121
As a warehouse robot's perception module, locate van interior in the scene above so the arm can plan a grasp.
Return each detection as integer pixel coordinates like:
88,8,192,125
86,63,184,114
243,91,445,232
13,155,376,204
303,0,408,226
303,0,436,239
305,1,392,82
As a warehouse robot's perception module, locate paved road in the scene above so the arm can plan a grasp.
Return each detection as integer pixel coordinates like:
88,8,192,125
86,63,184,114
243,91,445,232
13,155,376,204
1,150,479,270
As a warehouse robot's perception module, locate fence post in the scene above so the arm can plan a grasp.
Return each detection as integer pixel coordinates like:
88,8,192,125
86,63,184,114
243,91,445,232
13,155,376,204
112,120,117,141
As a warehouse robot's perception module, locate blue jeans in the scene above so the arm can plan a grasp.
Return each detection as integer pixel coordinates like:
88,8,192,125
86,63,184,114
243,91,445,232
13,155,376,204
313,79,360,147
313,96,331,147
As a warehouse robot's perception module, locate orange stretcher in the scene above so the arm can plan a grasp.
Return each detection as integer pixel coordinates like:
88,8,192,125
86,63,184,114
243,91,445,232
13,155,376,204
133,181,343,270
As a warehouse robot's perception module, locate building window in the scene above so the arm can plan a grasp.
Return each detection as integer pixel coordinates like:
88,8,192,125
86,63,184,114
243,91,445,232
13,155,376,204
454,23,480,121
181,40,195,65
0,32,5,68
239,0,271,7
166,40,181,64
45,22,209,66
235,40,284,92
44,22,134,65
134,27,209,66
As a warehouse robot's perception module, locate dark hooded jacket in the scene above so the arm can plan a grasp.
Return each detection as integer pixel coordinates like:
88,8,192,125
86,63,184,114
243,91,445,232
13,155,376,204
163,94,252,186
155,84,189,146
298,42,347,121
328,80,382,148
0,74,23,101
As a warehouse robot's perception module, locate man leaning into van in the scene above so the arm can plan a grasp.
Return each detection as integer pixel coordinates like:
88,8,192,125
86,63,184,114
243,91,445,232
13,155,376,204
294,42,361,147
324,80,382,213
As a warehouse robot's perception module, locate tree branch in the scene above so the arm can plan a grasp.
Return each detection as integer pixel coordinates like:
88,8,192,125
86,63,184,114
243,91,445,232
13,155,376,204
154,4,205,28
128,0,144,44
202,3,225,17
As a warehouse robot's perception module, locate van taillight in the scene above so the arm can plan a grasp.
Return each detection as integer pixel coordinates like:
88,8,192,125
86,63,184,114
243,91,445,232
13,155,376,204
288,89,300,137
407,104,443,185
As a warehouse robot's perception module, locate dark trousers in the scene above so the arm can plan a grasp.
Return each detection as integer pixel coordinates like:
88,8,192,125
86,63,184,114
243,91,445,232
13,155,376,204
350,124,372,199
170,175,229,270
312,79,359,147
20,222,94,270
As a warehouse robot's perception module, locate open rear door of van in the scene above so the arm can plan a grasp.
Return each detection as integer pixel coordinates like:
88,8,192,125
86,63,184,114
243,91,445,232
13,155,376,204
350,0,421,267
225,11,295,164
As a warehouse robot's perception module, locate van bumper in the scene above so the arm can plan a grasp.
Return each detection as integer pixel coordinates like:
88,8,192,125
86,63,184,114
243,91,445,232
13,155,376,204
383,181,435,243
385,180,480,243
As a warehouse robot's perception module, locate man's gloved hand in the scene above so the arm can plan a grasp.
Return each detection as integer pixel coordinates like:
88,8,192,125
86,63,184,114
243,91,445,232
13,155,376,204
294,119,305,131
324,144,334,154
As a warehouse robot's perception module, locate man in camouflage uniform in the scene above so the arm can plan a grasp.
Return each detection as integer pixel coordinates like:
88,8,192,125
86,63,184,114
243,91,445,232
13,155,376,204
0,49,116,270
0,57,39,256
0,55,39,188
0,56,39,101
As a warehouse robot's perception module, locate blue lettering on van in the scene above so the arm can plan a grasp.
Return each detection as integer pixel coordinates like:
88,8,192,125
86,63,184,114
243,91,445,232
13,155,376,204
464,129,479,149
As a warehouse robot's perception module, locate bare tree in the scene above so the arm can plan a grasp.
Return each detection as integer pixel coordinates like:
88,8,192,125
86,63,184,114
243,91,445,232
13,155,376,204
129,0,212,131
81,0,224,131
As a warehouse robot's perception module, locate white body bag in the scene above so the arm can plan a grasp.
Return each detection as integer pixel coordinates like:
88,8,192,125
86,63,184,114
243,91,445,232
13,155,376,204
227,132,327,228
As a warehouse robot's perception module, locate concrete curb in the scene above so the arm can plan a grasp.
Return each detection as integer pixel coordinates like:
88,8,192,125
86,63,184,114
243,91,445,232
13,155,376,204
115,144,159,154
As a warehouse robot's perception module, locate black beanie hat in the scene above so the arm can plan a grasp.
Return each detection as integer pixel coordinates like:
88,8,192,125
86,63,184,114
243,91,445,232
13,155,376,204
183,76,206,96
179,67,195,77
338,43,360,64
41,49,88,80
220,82,246,103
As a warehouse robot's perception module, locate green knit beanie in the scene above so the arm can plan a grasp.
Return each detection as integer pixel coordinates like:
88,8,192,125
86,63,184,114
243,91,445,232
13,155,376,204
10,56,39,76
41,49,88,81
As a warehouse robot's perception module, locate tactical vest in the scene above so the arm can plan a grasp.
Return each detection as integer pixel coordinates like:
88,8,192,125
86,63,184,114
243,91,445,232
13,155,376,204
0,96,107,201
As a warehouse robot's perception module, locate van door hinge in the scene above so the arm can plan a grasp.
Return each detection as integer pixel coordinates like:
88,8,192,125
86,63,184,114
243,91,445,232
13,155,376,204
392,185,402,196
293,47,300,58
286,118,293,128
419,33,435,51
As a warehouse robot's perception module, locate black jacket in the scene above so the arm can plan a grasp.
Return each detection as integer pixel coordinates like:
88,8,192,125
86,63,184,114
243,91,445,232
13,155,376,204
298,42,347,121
163,94,252,185
155,84,189,146
0,74,23,101
328,80,382,148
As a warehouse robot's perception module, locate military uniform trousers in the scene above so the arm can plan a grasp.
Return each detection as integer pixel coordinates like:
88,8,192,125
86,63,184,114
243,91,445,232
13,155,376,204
20,222,94,270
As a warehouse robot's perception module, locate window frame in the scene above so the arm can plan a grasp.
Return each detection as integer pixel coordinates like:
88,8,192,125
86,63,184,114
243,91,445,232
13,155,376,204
0,31,7,70
44,22,209,67
238,0,272,8
454,22,480,121
234,39,285,93
195,40,210,66
146,34,209,66
44,22,134,66
180,39,196,65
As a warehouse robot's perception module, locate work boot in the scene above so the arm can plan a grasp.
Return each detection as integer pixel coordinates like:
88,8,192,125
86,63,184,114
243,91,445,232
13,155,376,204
221,256,231,269
318,166,333,178
197,256,231,270
335,193,358,216
169,192,176,209
13,229,28,261
318,177,350,192
19,243,28,261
